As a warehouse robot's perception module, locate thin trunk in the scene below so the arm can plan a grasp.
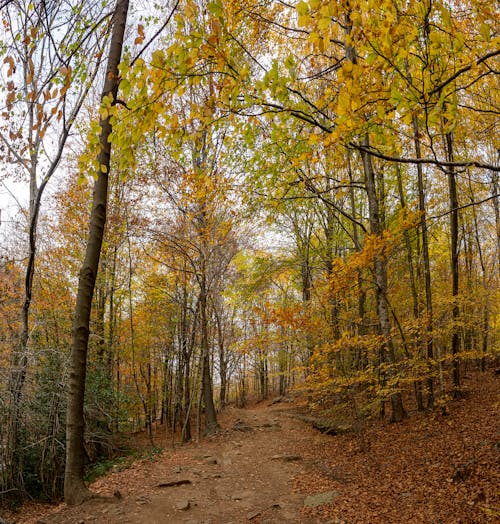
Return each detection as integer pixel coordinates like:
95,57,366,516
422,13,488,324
445,131,461,397
125,207,152,443
361,136,406,422
412,115,436,408
215,308,227,409
108,245,118,431
200,278,218,434
95,261,107,360
347,153,367,366
296,219,314,365
398,1,436,406
64,0,129,505
469,181,489,371
395,164,424,411
344,11,404,422
491,155,500,276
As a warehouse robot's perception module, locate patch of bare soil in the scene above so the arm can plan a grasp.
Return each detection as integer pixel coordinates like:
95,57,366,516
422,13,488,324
3,371,499,524
11,404,310,524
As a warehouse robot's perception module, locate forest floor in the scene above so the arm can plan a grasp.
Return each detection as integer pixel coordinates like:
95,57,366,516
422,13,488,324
3,370,499,524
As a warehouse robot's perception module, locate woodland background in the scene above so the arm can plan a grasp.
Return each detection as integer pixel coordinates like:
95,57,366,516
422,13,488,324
0,0,498,506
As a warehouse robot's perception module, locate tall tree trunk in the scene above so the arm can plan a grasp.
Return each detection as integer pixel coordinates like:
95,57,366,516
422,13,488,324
395,164,424,411
444,131,461,398
398,16,437,407
64,0,129,505
491,153,500,276
215,306,228,409
361,136,406,422
469,180,489,371
347,153,367,368
412,115,436,408
200,277,218,435
343,10,404,421
7,170,38,492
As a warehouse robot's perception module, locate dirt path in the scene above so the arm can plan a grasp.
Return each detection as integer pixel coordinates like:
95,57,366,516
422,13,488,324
7,372,499,524
34,403,320,524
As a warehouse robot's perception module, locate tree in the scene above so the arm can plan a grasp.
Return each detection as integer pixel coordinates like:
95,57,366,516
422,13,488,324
0,0,109,498
64,0,129,505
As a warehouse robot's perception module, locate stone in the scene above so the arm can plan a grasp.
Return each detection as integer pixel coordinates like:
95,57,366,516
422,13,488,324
232,490,253,501
176,499,191,511
247,510,261,520
303,491,340,508
204,457,217,465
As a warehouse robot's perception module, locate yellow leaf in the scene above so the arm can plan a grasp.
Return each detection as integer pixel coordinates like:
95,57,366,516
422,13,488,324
298,14,310,27
296,1,309,15
308,133,320,145
480,23,490,41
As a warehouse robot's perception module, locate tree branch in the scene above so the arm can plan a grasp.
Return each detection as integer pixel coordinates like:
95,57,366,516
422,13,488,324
350,142,500,172
426,48,500,98
430,193,500,220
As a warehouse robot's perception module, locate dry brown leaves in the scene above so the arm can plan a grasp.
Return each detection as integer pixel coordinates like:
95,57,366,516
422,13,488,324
291,371,499,523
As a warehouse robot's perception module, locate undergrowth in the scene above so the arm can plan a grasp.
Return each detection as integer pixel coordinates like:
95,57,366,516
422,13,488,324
85,446,163,484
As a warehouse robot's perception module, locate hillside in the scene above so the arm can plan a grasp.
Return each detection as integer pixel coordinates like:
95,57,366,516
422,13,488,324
4,371,499,524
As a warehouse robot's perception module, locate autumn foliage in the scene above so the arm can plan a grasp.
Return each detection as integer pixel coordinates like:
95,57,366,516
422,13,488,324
0,0,498,509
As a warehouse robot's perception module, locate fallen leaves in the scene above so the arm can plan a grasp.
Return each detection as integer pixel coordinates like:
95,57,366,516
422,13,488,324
5,372,498,524
292,371,499,523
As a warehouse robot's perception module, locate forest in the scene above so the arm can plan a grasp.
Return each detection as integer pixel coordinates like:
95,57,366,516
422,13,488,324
0,0,498,516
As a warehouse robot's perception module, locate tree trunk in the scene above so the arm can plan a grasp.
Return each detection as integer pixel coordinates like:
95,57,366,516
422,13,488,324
395,164,424,411
491,154,500,276
343,11,404,421
445,131,461,398
200,278,218,435
218,322,227,410
469,180,489,371
64,0,129,505
361,136,406,422
347,153,367,367
6,171,38,492
410,115,437,407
